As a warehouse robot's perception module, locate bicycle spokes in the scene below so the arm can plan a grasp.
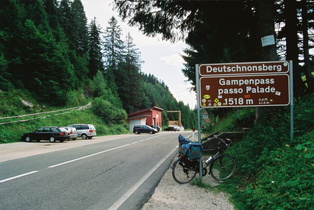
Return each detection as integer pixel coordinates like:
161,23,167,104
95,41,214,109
172,158,197,184
210,154,236,181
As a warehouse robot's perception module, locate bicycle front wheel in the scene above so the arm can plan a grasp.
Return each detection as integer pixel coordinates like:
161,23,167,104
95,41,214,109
210,154,236,181
171,158,197,184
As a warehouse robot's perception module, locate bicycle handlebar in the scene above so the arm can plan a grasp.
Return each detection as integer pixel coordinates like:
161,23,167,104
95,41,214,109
214,135,233,147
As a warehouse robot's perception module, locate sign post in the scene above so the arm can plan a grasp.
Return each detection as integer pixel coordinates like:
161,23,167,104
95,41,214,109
195,64,203,182
195,61,293,182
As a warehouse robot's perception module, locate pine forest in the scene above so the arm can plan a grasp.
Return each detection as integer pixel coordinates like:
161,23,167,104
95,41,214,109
0,0,196,130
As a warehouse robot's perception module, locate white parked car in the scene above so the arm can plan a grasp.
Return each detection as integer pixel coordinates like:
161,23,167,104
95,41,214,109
66,124,96,139
62,127,78,140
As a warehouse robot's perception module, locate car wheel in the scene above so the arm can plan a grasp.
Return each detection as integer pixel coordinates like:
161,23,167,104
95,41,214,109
81,134,87,139
150,131,153,134
88,136,92,139
49,137,55,143
73,138,76,140
25,137,31,142
135,130,140,134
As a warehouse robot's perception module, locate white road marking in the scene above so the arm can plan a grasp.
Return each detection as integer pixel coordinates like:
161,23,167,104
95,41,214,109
108,147,177,210
48,144,131,168
48,135,160,168
0,171,38,183
0,135,168,186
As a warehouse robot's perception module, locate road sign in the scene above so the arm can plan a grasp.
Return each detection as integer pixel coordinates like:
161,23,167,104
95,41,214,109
197,61,291,108
200,75,290,108
195,60,294,143
199,61,290,76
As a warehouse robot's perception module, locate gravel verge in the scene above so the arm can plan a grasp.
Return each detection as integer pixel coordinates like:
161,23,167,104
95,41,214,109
142,159,234,210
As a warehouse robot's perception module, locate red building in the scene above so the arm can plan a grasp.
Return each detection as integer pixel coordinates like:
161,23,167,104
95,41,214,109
127,106,163,132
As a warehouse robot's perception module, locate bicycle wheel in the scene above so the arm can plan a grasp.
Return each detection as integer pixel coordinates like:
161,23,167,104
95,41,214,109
171,157,198,184
210,154,236,181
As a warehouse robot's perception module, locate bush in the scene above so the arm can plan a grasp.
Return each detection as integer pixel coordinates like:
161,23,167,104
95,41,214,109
203,108,255,133
237,131,314,209
91,97,127,124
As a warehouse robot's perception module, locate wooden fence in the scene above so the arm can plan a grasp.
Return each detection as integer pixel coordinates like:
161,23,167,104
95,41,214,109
0,102,92,126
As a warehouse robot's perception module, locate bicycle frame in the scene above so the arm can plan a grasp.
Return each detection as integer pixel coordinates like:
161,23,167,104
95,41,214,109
172,135,236,184
203,137,231,167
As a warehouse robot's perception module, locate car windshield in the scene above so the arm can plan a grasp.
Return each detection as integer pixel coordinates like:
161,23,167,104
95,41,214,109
51,127,59,132
36,127,44,132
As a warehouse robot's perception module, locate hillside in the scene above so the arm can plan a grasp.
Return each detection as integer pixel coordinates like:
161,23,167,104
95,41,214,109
200,93,314,209
0,74,197,144
0,0,197,144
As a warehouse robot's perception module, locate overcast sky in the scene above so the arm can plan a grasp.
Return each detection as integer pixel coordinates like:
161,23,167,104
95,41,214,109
81,0,197,109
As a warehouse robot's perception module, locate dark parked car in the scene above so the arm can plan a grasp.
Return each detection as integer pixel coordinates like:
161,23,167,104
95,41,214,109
21,126,69,143
133,125,157,134
164,126,180,131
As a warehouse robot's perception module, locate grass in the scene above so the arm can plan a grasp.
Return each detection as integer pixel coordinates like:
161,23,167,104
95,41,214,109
0,88,130,144
198,93,314,210
0,106,129,144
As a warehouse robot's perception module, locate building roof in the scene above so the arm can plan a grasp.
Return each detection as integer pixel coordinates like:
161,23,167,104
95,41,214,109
128,106,164,118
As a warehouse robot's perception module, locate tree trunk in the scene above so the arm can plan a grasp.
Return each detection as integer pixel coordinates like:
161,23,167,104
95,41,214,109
301,0,314,93
285,0,307,96
254,0,277,121
255,0,278,61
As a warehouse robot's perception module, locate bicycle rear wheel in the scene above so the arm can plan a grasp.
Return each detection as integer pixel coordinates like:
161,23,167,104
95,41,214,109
210,154,236,181
171,157,198,184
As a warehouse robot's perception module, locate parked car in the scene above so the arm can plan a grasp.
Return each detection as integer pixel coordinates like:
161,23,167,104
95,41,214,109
174,126,181,131
133,125,157,134
150,125,161,132
164,126,180,131
61,127,78,140
164,126,175,131
66,124,96,139
21,126,69,143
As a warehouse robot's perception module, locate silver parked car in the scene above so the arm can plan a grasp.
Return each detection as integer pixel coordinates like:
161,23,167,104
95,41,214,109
66,124,96,139
61,127,78,140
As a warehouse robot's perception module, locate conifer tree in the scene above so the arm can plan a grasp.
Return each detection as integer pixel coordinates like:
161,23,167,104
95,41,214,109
59,0,88,82
103,16,124,94
0,0,18,90
59,0,75,49
114,0,314,98
117,33,143,113
8,0,72,105
88,18,104,79
43,0,60,30
71,0,89,55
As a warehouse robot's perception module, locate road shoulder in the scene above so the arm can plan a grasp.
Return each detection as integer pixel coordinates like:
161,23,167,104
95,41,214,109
142,163,234,210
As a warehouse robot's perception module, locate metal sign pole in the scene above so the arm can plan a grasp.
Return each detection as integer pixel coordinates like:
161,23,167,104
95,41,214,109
195,64,203,182
290,60,294,140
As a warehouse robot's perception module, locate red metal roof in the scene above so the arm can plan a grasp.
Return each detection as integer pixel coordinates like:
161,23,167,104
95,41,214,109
128,106,164,117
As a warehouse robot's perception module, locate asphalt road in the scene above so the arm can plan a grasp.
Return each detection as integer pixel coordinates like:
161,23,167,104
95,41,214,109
0,132,191,210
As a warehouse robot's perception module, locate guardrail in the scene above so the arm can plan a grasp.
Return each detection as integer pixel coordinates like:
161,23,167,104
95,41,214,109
0,102,92,126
